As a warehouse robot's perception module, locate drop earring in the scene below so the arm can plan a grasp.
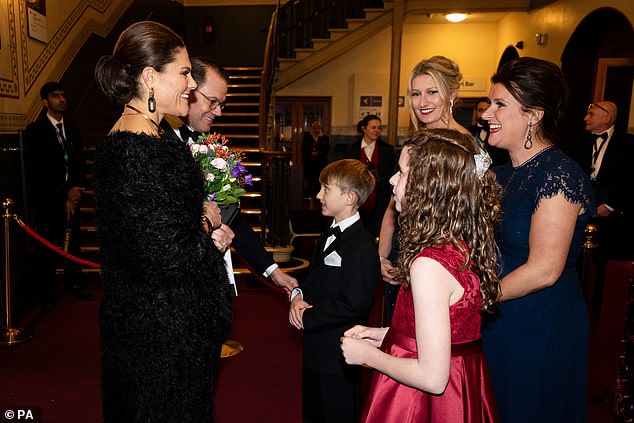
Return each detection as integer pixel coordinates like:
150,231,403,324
524,122,533,150
148,88,157,113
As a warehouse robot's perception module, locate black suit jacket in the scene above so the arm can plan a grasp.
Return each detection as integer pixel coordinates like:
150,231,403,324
301,219,379,375
577,131,634,216
160,117,275,275
23,114,86,212
467,123,509,166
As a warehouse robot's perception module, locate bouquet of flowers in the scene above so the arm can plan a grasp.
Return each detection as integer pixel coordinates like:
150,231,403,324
187,132,253,207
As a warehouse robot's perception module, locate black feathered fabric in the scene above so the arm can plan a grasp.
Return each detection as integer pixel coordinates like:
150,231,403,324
94,130,232,422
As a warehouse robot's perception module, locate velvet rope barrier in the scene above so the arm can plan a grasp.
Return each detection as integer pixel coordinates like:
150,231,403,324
13,216,101,269
11,204,294,291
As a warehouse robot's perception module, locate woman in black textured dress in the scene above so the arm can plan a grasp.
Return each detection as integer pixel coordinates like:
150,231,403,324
94,21,232,422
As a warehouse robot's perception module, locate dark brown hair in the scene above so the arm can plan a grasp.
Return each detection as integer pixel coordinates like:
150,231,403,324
394,129,502,313
94,21,185,104
491,57,568,143
191,57,230,86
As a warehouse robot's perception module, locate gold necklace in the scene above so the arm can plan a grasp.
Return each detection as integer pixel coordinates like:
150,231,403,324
123,104,165,136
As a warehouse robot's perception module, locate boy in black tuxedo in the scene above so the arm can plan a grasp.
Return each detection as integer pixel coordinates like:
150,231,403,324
290,159,380,422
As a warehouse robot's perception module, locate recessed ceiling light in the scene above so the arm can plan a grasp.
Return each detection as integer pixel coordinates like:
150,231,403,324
445,13,468,23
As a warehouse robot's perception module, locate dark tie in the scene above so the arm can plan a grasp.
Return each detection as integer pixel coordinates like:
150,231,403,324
327,226,342,238
179,124,199,142
591,132,609,179
56,123,69,181
592,132,608,161
322,226,341,253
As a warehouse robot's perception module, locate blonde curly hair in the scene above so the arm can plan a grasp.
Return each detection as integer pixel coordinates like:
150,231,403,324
394,129,502,313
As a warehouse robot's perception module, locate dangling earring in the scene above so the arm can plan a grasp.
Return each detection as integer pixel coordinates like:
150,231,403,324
148,88,157,113
449,99,454,116
524,122,533,150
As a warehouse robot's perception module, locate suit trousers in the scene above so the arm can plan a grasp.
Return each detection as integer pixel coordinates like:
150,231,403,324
34,204,84,303
302,363,362,423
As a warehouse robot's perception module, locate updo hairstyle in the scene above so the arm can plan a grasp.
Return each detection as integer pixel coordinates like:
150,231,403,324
491,57,568,143
408,56,463,130
95,21,185,105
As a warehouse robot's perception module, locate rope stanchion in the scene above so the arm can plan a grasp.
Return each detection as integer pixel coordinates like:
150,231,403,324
1,198,32,347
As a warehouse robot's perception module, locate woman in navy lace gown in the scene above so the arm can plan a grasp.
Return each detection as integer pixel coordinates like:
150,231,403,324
480,57,593,422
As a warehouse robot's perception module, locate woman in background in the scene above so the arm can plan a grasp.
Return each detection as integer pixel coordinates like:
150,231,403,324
481,57,593,423
379,56,471,324
345,114,396,239
302,120,330,196
94,21,232,422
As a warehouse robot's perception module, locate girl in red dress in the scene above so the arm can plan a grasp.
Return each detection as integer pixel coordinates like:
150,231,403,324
341,129,501,422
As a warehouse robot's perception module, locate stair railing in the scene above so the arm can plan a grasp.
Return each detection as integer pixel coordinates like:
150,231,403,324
259,2,280,152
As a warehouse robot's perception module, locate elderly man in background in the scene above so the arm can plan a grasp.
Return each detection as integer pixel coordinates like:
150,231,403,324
582,101,634,260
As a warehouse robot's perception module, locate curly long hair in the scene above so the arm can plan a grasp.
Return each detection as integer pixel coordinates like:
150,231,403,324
394,129,502,313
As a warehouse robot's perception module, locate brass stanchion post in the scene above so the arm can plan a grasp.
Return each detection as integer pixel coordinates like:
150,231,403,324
581,223,599,320
1,198,32,346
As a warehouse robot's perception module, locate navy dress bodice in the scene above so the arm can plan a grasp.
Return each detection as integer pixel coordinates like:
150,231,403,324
482,147,593,423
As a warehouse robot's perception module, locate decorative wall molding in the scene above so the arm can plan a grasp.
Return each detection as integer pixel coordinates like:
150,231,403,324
0,1,19,99
19,0,112,96
0,0,129,131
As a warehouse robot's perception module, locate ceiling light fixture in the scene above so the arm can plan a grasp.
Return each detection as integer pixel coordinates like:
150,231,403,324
445,13,468,23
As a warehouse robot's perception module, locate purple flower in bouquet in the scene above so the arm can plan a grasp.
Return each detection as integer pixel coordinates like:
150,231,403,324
187,132,253,206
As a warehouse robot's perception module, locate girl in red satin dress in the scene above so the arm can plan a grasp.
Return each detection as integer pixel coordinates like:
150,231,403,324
341,129,501,422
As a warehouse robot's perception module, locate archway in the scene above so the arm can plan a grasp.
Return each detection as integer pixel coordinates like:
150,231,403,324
560,7,634,156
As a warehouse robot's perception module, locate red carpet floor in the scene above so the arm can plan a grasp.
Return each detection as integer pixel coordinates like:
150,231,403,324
0,279,302,422
0,276,620,423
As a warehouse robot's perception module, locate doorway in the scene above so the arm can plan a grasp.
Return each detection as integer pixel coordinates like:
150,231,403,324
560,7,634,156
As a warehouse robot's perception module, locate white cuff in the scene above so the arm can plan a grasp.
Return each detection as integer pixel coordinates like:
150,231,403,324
290,287,303,302
263,263,278,278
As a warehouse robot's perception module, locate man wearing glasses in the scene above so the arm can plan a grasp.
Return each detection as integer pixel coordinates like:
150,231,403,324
582,101,634,263
161,57,298,294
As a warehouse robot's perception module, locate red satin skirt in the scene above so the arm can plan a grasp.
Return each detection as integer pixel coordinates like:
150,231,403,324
361,330,498,423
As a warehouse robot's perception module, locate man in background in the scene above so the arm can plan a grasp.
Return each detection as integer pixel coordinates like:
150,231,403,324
581,101,634,260
24,82,95,306
161,58,298,293
467,97,508,166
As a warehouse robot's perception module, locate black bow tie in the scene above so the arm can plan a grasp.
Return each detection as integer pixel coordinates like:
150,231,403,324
179,124,199,142
593,132,608,142
327,226,342,238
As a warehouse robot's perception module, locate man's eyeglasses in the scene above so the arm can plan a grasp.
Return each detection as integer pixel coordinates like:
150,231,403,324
588,103,609,115
196,90,226,110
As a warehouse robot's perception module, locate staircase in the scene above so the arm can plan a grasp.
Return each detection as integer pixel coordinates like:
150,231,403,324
274,1,391,90
217,67,264,228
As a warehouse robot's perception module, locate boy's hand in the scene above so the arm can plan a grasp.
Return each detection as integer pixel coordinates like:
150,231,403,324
289,296,312,330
